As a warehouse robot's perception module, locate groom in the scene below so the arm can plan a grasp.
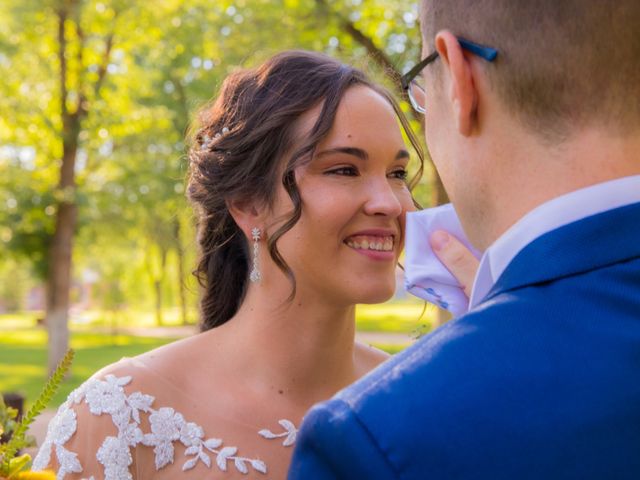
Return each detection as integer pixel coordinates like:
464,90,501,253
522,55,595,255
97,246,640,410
289,0,640,478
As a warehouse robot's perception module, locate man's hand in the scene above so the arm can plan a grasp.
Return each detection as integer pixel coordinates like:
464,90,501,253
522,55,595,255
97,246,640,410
429,230,479,298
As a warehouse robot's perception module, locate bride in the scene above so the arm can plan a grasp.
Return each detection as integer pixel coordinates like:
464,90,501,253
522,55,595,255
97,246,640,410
34,50,423,479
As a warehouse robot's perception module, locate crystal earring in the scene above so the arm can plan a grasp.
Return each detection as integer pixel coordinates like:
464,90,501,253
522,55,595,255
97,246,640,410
249,227,261,283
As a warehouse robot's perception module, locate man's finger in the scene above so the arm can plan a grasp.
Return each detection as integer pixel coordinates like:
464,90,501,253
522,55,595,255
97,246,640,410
429,230,479,298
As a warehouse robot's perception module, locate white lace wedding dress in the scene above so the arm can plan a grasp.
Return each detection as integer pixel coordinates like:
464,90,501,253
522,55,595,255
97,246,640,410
33,358,299,479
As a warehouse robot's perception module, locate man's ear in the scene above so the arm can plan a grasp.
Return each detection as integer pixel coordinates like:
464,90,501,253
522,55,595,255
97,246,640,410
435,30,478,136
227,198,264,239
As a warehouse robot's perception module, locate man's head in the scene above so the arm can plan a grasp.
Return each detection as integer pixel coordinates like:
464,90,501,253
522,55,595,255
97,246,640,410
419,0,640,249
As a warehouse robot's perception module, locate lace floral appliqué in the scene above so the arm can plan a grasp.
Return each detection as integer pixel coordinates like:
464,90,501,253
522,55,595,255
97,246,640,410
33,404,81,478
258,419,297,447
32,375,295,478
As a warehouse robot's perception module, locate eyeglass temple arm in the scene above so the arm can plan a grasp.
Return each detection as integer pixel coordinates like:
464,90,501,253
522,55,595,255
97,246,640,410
457,37,498,61
401,38,498,89
401,51,440,89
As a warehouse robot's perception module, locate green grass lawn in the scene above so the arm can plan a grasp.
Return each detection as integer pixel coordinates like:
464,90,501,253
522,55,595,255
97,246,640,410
0,329,176,408
0,300,435,333
0,301,433,408
356,302,435,334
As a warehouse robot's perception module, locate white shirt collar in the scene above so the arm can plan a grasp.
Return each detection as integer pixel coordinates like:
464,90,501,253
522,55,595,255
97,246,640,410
469,174,640,309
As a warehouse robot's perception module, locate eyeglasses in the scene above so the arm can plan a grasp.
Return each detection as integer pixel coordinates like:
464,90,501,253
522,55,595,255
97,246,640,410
401,37,499,114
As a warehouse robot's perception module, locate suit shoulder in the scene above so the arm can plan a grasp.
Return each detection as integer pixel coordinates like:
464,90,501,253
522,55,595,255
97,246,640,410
290,399,399,479
336,296,549,408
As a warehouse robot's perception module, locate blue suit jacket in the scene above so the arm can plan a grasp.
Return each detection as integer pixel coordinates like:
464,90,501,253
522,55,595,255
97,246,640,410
289,203,640,479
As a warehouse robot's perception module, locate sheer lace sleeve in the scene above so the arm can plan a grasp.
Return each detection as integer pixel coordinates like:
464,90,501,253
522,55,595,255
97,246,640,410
32,374,143,480
31,360,292,479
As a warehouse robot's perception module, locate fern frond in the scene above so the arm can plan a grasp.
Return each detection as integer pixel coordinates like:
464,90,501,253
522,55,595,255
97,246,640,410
0,349,74,472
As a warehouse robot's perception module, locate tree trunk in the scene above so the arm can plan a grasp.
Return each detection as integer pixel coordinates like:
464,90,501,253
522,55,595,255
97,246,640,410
46,133,79,372
46,201,77,373
45,0,114,371
46,3,80,374
154,279,163,327
153,247,167,326
174,218,189,325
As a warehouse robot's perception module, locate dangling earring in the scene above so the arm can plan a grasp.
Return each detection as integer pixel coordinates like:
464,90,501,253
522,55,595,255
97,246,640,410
249,227,261,283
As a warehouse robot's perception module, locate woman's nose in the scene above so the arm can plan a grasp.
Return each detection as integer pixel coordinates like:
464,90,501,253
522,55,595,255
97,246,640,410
363,179,404,217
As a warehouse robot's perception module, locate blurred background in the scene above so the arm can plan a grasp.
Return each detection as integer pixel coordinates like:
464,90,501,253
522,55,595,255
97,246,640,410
0,0,449,418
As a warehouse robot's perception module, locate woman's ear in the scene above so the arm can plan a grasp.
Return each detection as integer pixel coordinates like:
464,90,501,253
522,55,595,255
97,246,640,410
435,30,479,136
227,198,264,239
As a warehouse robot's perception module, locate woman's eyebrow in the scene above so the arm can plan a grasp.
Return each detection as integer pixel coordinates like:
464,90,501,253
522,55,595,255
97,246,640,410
316,146,368,160
316,147,411,161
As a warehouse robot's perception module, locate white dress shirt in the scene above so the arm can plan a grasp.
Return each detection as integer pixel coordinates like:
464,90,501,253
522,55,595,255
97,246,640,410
469,175,640,309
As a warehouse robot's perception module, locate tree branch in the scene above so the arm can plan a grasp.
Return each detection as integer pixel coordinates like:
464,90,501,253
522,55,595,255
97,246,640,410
93,4,127,102
169,73,190,138
93,31,115,100
56,4,68,120
341,20,403,88
313,0,420,123
75,9,87,117
313,0,399,83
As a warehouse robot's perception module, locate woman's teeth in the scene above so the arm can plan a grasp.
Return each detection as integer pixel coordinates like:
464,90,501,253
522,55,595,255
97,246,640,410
346,236,394,252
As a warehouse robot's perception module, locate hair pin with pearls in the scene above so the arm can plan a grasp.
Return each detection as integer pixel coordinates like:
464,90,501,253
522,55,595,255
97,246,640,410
201,127,230,151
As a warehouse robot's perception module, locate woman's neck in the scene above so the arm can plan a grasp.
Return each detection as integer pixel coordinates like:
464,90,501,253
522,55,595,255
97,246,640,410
210,280,358,407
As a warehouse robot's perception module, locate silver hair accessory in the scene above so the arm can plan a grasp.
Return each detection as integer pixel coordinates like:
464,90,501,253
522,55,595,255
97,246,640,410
200,127,230,151
249,227,261,283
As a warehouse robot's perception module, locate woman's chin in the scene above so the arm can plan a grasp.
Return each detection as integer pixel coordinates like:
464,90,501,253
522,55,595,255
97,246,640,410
355,284,396,305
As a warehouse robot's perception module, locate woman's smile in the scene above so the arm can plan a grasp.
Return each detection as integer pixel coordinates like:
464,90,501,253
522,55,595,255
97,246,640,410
344,229,397,260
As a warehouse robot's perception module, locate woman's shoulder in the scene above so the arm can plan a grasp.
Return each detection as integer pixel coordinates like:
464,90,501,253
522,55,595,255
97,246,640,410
88,330,216,395
70,333,223,436
31,332,266,479
31,334,216,477
31,355,154,478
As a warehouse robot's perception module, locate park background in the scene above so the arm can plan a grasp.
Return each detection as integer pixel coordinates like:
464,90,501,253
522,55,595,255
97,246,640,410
0,0,451,430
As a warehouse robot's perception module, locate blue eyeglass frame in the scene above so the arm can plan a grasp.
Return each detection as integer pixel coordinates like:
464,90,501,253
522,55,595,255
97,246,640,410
400,37,499,93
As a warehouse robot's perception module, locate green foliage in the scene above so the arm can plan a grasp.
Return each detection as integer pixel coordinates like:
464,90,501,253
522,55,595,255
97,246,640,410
0,349,74,476
5,453,34,479
0,0,429,314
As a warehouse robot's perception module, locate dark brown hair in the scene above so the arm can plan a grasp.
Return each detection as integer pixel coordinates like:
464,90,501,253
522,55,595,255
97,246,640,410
421,0,640,141
187,50,423,331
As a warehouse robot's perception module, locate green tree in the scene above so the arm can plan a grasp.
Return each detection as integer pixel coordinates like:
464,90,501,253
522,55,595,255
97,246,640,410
1,0,444,361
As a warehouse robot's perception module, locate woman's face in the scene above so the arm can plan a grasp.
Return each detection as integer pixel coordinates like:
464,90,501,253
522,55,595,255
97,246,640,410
267,85,415,306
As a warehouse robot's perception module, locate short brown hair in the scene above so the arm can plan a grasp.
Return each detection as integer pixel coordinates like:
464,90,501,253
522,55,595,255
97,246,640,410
421,0,640,141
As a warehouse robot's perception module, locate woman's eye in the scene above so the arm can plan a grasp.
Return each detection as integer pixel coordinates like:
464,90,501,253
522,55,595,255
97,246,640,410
390,169,409,181
326,166,359,176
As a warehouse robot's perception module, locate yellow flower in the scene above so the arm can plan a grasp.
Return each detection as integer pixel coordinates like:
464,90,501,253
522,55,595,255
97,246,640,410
13,472,56,480
16,472,56,480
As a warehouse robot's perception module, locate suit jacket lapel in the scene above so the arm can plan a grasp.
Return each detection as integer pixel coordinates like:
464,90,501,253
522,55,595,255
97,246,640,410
483,201,640,303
